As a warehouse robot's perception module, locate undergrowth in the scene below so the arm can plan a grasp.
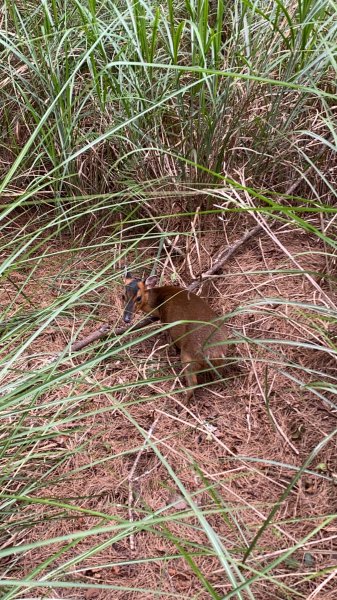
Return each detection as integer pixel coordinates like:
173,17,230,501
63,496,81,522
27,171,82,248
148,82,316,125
0,0,336,598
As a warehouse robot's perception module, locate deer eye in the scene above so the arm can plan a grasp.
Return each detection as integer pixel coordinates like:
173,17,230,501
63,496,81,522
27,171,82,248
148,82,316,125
122,294,126,301
136,296,142,302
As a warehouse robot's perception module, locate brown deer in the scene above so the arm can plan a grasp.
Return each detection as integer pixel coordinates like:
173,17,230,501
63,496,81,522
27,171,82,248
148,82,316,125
123,273,230,399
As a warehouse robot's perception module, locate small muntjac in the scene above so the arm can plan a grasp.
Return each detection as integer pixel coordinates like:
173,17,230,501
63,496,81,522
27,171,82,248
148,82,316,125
123,272,229,399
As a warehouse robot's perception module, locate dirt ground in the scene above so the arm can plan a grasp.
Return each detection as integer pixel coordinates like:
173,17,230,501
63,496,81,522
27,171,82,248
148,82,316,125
1,212,337,599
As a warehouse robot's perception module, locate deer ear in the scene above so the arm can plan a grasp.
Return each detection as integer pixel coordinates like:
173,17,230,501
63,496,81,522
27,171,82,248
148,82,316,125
144,275,158,289
124,269,133,284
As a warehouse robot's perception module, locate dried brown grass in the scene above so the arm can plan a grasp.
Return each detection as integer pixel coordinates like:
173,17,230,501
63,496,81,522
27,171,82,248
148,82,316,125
1,213,336,599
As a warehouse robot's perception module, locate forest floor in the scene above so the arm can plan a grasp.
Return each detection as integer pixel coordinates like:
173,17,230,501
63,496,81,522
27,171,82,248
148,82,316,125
1,212,337,599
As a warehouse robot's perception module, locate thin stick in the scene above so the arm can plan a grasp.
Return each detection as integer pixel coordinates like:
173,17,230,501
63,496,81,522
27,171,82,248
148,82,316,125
70,317,157,352
243,328,299,456
69,225,262,352
142,202,185,257
187,224,262,292
267,401,300,456
128,415,160,551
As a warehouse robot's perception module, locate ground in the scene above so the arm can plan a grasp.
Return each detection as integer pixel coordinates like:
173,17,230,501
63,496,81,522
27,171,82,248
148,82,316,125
1,212,336,599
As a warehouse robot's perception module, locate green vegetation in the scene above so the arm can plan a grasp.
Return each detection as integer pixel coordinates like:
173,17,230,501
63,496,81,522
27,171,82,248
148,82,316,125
0,0,336,597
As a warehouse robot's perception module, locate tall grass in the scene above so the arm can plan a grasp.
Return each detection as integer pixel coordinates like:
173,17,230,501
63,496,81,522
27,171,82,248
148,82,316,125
0,0,336,597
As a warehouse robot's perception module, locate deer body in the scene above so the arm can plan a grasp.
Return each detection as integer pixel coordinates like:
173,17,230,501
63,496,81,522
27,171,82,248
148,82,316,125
123,274,228,399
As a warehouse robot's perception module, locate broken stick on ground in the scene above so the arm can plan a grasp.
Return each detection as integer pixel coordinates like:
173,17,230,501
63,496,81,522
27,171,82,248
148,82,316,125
70,223,263,352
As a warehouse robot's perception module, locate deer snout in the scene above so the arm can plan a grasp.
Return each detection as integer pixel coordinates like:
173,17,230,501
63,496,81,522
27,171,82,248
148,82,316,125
123,298,135,323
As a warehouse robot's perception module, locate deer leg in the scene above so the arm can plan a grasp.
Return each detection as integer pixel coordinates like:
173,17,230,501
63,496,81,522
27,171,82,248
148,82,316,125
180,350,203,401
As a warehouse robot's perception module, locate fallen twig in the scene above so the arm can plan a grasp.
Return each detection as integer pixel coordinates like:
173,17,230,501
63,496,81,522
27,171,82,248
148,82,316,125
69,223,263,352
70,316,158,352
142,202,185,257
70,323,112,351
188,223,263,292
128,415,160,551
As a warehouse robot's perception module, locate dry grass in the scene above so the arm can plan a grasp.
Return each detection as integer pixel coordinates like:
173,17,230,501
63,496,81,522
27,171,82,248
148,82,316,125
1,211,336,599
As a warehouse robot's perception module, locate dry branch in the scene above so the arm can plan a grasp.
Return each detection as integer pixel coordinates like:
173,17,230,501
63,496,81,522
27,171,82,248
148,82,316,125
70,323,112,351
70,316,158,352
188,223,262,292
70,224,262,352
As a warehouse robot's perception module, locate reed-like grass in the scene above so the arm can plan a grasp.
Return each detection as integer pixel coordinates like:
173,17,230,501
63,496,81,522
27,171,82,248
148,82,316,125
0,0,336,597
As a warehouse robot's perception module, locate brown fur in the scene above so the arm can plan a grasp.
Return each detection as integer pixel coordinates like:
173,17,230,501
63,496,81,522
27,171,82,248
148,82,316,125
123,275,229,399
